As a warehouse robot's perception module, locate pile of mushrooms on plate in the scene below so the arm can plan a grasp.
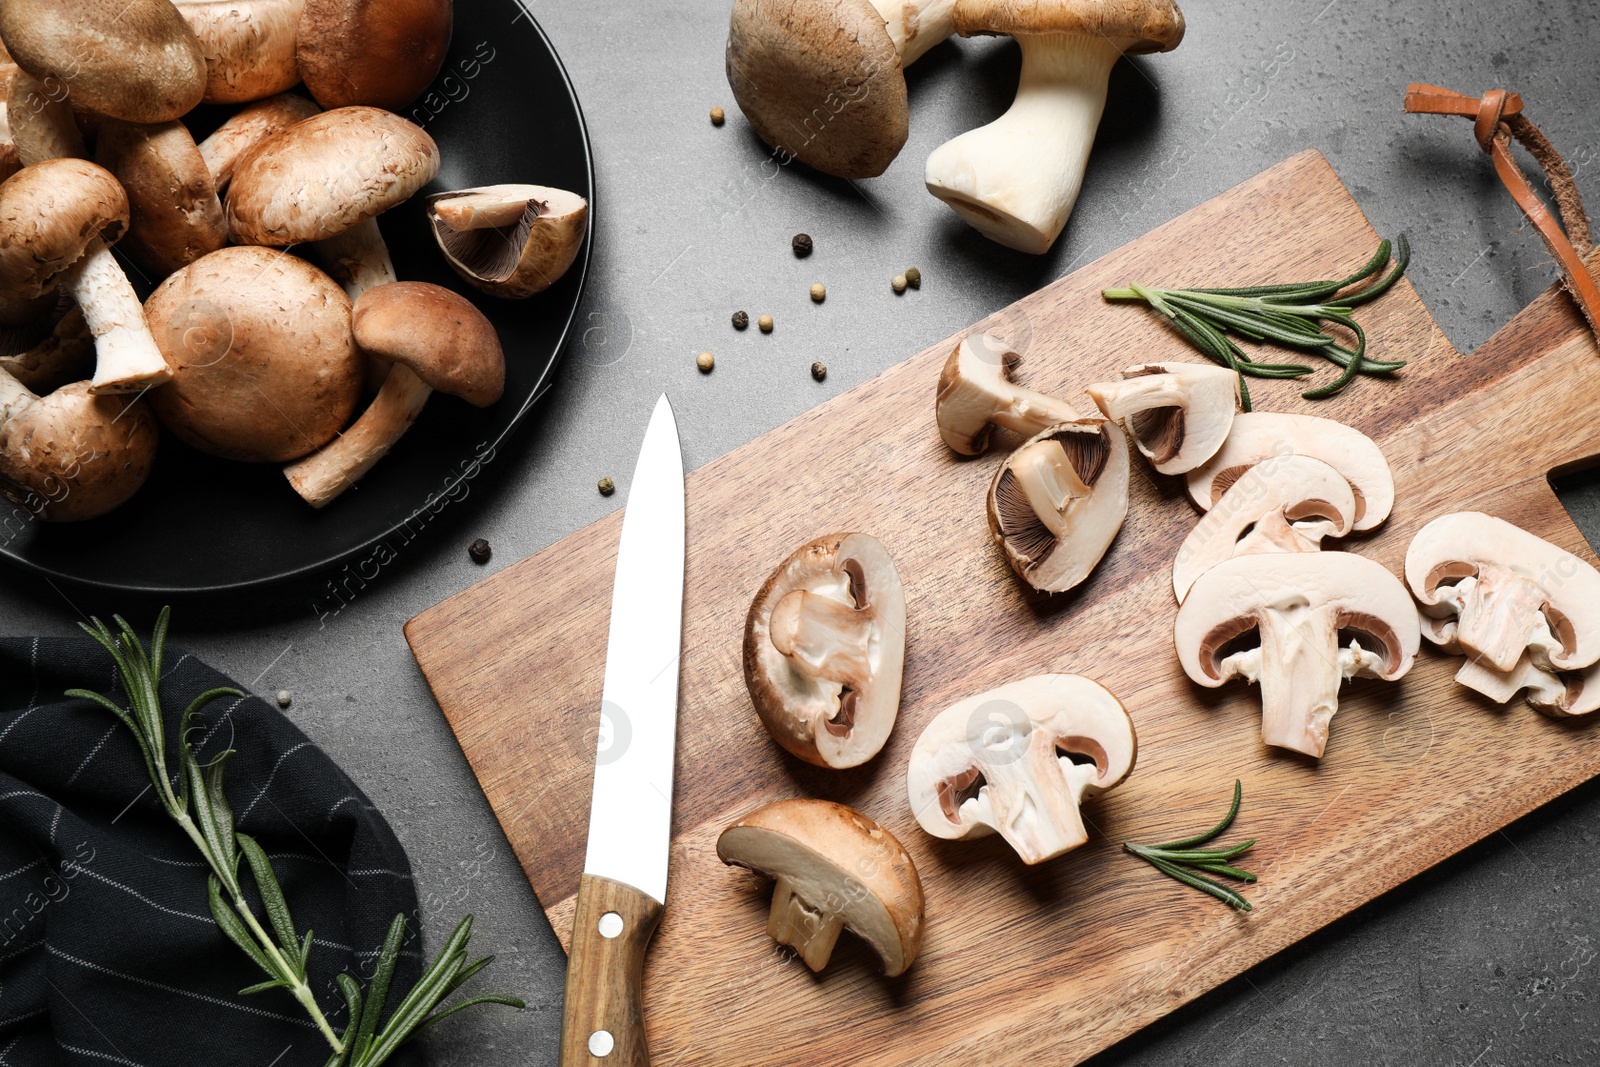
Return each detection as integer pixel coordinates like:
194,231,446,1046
0,0,590,522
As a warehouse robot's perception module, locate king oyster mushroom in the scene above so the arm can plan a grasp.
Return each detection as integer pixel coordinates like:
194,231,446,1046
426,185,589,299
987,419,1130,593
1174,552,1420,758
906,674,1136,864
717,798,924,976
745,532,907,768
1086,361,1239,475
935,332,1079,456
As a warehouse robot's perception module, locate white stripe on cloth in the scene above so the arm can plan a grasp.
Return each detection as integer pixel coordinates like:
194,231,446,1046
59,1044,148,1067
45,945,318,1029
238,742,314,821
66,725,119,787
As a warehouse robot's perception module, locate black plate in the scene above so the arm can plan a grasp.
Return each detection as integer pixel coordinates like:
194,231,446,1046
0,1,592,597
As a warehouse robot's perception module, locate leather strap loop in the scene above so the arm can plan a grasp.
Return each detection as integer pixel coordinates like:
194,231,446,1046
1405,83,1600,337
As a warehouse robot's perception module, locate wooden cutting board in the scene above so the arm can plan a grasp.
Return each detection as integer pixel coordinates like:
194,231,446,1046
405,149,1600,1067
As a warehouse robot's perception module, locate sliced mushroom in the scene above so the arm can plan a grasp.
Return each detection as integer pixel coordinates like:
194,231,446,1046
175,0,302,104
1171,454,1357,603
1405,512,1600,678
283,281,505,507
196,92,321,192
717,798,924,976
426,185,589,300
1187,411,1394,532
144,246,363,462
95,118,227,276
987,419,1129,593
297,0,452,110
0,0,206,123
6,69,86,166
935,332,1079,456
906,674,1136,864
744,532,906,769
1086,361,1238,475
1454,654,1600,719
1175,552,1420,758
0,372,159,522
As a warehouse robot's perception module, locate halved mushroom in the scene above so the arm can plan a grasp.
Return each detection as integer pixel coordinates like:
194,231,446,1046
144,246,363,462
725,0,957,179
745,532,906,769
906,674,1136,864
1171,454,1357,603
1405,512,1600,678
175,0,302,104
987,419,1129,593
283,281,505,507
1187,411,1394,532
297,0,452,110
6,69,86,166
426,185,589,300
1086,361,1239,475
95,118,227,276
717,799,924,976
1175,552,1420,758
935,332,1079,456
196,93,321,193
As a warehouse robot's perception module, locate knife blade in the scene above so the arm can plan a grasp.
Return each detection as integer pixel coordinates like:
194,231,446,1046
560,394,684,1067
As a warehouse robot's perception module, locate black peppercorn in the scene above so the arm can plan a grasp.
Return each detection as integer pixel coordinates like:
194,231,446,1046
468,538,491,564
792,233,813,257
811,362,827,382
732,310,749,330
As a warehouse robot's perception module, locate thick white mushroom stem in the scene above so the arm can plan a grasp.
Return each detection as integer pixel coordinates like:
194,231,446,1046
1232,511,1328,556
925,33,1123,253
1010,437,1091,536
945,732,1092,864
1440,571,1551,673
769,589,873,686
871,0,957,65
767,876,847,972
1238,605,1382,758
64,239,174,394
282,365,430,508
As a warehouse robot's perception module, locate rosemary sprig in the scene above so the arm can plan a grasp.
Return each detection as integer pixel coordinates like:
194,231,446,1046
1123,780,1257,911
67,609,523,1065
1103,235,1412,407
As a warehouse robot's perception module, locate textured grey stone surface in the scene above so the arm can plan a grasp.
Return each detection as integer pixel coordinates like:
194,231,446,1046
4,0,1600,1063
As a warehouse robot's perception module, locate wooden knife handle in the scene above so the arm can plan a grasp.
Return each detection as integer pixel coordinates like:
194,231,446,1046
559,873,664,1066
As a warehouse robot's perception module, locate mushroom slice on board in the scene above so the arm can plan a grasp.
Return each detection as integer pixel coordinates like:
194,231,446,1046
1454,653,1600,718
1171,454,1357,603
196,93,321,193
95,118,227,276
0,374,159,522
174,0,303,105
1405,511,1600,676
1187,411,1394,532
283,281,505,508
1175,552,1420,759
426,185,589,300
726,0,957,179
145,246,363,463
744,532,906,769
935,332,1079,456
0,0,206,123
925,0,1185,253
717,799,924,976
1086,361,1239,475
297,0,452,110
987,419,1129,594
906,674,1136,865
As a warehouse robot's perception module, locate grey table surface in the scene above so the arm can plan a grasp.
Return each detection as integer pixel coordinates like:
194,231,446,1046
5,1,1600,1064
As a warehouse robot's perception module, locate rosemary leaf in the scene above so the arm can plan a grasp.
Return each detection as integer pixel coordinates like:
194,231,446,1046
1151,780,1242,849
1125,781,1257,911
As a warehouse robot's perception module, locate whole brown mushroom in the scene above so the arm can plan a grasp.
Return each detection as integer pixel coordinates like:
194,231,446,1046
95,119,228,276
296,0,453,111
175,0,303,104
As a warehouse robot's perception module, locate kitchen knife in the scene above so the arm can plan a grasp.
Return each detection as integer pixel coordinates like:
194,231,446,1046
559,394,685,1067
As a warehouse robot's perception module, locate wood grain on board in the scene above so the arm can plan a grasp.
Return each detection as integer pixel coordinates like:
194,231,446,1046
405,149,1600,1067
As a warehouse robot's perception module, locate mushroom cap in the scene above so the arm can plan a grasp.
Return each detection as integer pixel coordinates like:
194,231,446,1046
145,246,362,462
352,282,505,407
1404,511,1600,672
1086,361,1239,475
175,0,303,105
197,92,322,191
744,532,907,769
935,333,1077,456
952,0,1186,53
0,0,207,123
1175,551,1421,688
95,118,227,276
426,185,589,300
906,674,1137,862
297,0,452,111
225,106,440,246
0,159,129,302
1186,411,1394,532
1171,454,1357,603
987,419,1130,593
718,799,924,976
0,383,159,521
726,0,909,179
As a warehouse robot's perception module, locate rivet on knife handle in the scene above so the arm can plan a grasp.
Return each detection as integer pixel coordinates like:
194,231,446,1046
559,873,664,1066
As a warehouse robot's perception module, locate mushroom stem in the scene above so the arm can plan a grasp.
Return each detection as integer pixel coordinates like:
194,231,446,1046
0,305,92,392
7,70,86,165
282,364,431,508
1247,605,1342,757
64,238,175,394
1447,573,1549,673
1233,510,1326,556
924,33,1122,253
870,0,957,65
769,589,874,688
431,188,540,231
1009,438,1091,538
310,215,397,302
767,875,847,973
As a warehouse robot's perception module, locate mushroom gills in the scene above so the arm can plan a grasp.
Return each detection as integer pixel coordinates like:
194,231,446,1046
993,426,1109,568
